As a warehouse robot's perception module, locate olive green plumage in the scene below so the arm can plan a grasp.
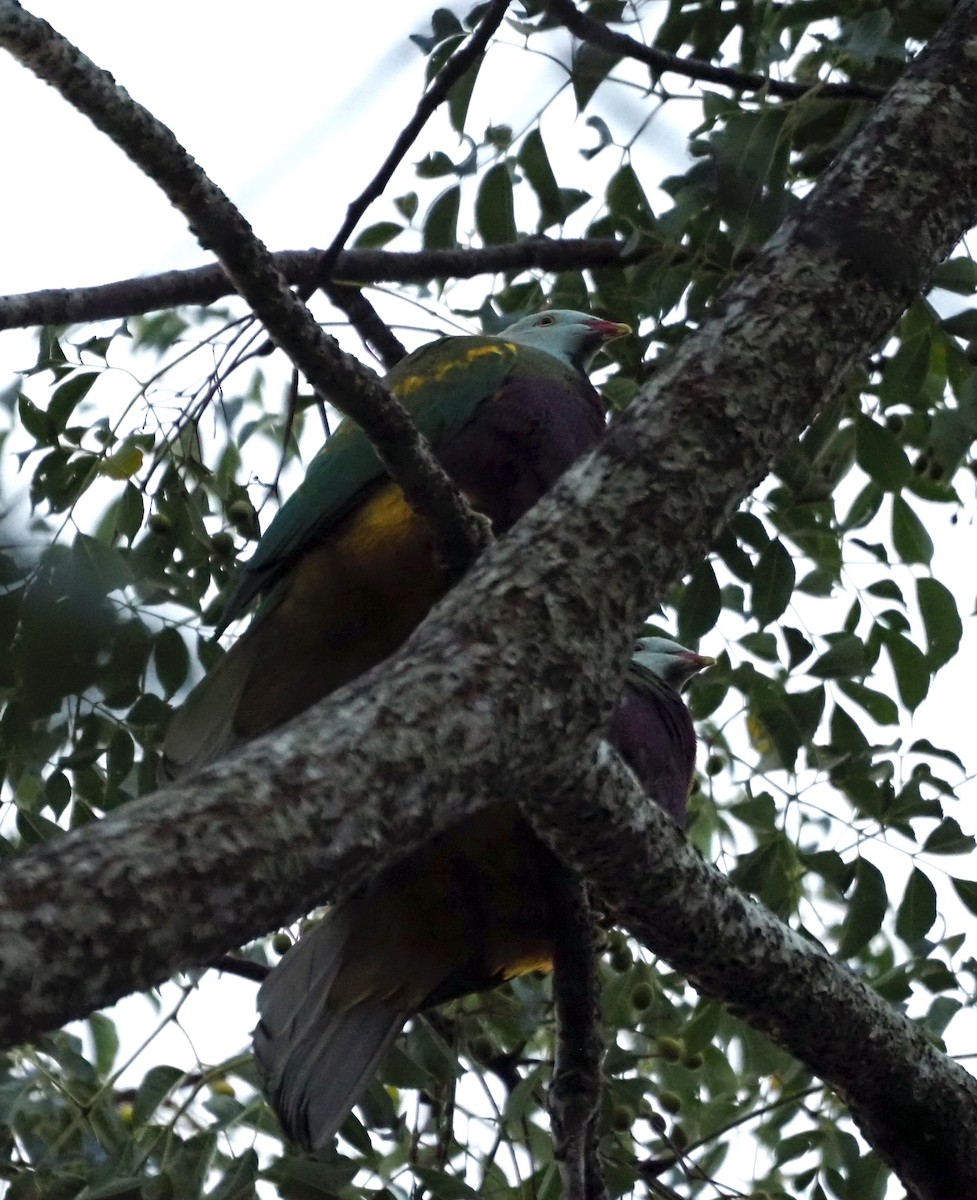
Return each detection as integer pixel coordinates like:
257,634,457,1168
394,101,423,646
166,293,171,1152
161,311,628,780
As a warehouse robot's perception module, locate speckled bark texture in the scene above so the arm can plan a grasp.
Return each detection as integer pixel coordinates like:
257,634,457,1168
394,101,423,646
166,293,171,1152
0,241,641,331
3,4,977,1198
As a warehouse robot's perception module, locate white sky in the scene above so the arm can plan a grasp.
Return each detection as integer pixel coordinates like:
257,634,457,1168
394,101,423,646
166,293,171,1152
1,3,976,1195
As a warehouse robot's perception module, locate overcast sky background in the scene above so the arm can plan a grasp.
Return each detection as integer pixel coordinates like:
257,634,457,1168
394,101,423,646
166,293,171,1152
1,3,976,1192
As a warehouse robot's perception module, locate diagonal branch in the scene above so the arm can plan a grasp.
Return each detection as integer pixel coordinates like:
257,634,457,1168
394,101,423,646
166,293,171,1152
0,1,489,577
547,0,887,101
534,752,977,1200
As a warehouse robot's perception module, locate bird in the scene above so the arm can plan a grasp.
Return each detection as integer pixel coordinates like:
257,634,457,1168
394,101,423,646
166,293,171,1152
161,310,630,780
252,636,713,1151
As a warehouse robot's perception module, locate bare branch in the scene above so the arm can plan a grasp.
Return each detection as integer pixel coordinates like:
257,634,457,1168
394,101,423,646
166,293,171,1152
0,239,643,332
0,1,488,576
548,875,607,1200
548,0,887,101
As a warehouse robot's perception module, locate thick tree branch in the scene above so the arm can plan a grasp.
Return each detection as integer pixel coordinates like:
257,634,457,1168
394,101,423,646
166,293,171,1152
0,240,642,332
0,0,488,577
547,0,887,101
1,3,977,1197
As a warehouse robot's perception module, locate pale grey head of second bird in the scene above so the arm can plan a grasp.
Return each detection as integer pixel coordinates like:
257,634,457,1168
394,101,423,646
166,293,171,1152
632,636,715,691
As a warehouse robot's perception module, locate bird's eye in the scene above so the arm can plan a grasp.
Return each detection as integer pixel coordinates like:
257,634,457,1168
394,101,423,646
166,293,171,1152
537,314,555,326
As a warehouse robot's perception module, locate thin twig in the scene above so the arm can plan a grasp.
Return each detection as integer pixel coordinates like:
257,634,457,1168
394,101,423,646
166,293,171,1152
548,872,607,1200
209,955,270,983
547,0,887,101
0,2,490,578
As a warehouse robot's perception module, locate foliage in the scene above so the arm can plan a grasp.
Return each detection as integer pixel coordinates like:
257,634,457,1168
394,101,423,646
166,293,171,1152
0,0,973,1197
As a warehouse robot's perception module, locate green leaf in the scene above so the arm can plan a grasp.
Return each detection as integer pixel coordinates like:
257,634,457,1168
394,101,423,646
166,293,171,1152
411,1167,479,1200
394,192,418,222
475,163,516,245
353,221,403,249
571,42,621,110
18,392,54,445
923,818,976,855
866,578,904,604
891,495,933,565
854,414,910,491
133,1064,184,1124
932,257,977,294
895,868,936,943
519,128,564,229
883,629,930,711
750,537,795,626
837,680,898,725
739,631,778,661
809,635,865,679
77,534,133,592
909,738,964,770
448,60,480,134
88,1013,119,1077
677,560,721,643
49,371,99,431
423,186,460,250
207,1151,258,1200
154,628,190,698
837,859,887,958
841,480,884,531
581,115,613,160
952,877,977,917
916,577,962,668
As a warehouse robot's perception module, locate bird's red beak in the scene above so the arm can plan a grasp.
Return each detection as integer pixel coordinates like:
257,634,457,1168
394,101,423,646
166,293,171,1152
683,651,716,670
587,318,632,341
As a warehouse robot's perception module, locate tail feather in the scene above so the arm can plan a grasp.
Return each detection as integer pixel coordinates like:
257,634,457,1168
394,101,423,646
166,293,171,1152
159,635,256,780
254,909,409,1150
269,1002,407,1150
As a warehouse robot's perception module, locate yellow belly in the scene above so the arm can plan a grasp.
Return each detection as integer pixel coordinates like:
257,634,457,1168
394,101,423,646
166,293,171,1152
235,482,450,738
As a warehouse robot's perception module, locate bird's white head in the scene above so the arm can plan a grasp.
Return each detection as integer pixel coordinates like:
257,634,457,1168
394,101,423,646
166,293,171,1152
502,309,631,371
632,636,715,690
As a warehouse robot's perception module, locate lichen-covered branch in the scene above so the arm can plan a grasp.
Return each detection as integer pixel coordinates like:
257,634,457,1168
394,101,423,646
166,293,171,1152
0,0,488,576
0,239,642,332
534,751,977,1200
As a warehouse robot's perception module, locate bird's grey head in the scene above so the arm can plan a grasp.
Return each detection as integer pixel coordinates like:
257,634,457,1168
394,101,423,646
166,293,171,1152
502,309,630,372
632,636,715,690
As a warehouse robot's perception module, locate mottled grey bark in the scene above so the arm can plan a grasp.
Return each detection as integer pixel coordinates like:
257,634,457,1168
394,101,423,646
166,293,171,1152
1,2,977,1198
539,755,977,1200
0,240,639,331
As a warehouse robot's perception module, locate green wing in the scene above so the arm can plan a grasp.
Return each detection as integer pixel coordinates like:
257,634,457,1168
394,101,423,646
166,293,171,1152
217,335,520,629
